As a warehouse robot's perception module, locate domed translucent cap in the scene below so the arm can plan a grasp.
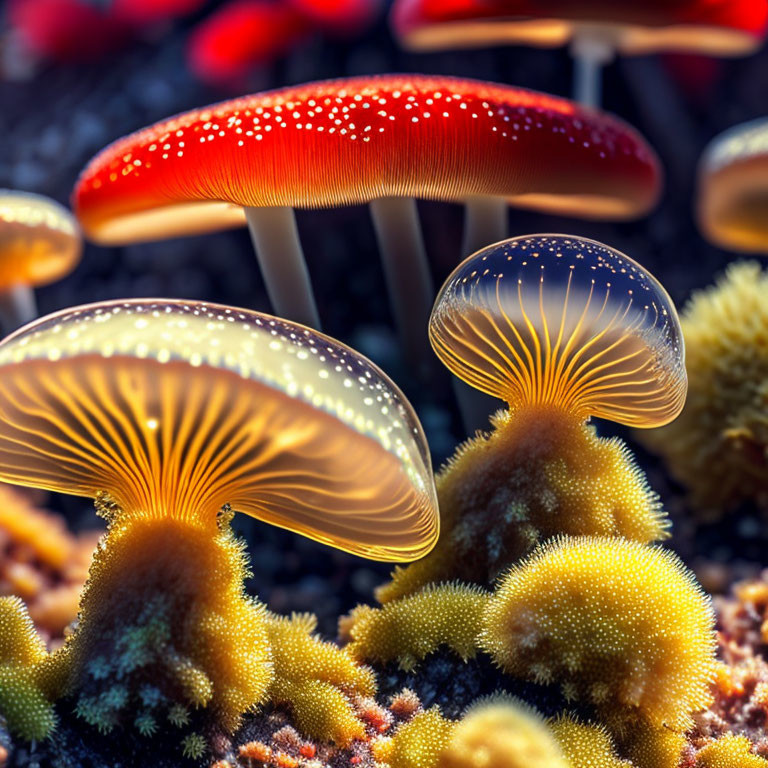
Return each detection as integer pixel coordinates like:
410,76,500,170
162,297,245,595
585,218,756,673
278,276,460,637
429,235,686,427
0,300,438,562
0,190,81,289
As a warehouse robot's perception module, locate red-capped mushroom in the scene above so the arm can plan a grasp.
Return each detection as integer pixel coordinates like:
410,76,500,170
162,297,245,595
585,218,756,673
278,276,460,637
73,74,660,369
186,1,309,88
392,0,768,107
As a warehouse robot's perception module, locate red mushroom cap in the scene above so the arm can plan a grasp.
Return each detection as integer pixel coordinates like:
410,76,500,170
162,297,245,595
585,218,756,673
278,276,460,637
392,0,768,55
186,0,309,87
73,74,661,245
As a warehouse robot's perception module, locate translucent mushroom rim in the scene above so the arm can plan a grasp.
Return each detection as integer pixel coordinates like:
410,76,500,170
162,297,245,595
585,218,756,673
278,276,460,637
0,190,82,287
429,234,687,428
698,120,768,253
0,299,439,562
700,117,768,174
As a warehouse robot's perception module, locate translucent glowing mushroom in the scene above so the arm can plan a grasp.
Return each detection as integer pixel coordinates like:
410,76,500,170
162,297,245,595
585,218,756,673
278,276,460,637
391,0,768,107
0,190,81,333
0,299,438,561
0,299,437,735
698,117,768,254
429,234,687,427
372,234,683,601
73,74,660,368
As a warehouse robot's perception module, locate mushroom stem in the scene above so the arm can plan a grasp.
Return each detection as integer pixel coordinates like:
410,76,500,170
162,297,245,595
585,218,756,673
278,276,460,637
0,284,36,333
570,30,615,108
462,197,508,256
369,197,435,376
245,206,321,329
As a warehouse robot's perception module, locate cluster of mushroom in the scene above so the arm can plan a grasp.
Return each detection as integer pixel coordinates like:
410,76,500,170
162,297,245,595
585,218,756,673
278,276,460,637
1,12,767,766
0,57,673,763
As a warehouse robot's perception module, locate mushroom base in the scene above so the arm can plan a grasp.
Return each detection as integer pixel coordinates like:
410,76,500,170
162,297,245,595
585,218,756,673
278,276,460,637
377,403,666,603
54,505,272,743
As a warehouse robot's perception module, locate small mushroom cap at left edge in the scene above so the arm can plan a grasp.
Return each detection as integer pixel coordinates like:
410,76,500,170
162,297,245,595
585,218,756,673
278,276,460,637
0,190,81,289
0,299,438,562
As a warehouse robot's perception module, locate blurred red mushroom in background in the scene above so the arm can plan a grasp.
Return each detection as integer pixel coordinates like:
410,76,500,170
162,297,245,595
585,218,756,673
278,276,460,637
6,0,205,66
391,0,768,107
7,0,131,64
289,0,383,38
187,0,309,88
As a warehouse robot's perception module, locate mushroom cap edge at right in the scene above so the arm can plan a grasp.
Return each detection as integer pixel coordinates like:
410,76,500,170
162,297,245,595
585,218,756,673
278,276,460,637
698,117,768,255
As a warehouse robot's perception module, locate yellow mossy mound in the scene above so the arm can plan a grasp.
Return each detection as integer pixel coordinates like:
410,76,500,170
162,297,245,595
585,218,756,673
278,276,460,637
384,708,455,768
638,262,768,517
378,406,667,603
696,734,768,768
0,596,59,740
439,698,570,768
622,722,686,768
550,714,632,768
63,505,273,737
480,536,715,730
267,611,376,746
343,583,489,670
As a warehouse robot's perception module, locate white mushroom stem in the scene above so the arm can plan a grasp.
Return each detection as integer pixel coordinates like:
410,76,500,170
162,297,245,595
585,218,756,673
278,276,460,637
369,197,435,377
245,206,321,330
462,196,508,256
570,30,615,108
0,284,36,334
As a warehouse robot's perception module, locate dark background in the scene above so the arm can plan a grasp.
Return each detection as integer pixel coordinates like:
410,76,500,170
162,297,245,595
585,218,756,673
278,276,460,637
1,0,767,632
